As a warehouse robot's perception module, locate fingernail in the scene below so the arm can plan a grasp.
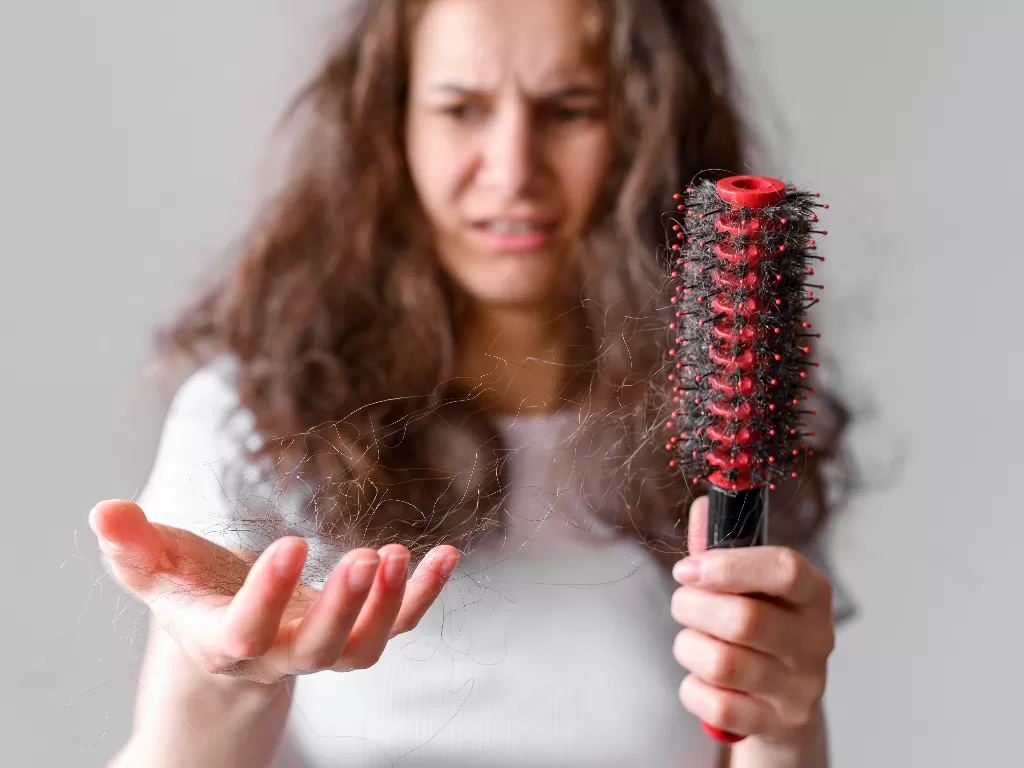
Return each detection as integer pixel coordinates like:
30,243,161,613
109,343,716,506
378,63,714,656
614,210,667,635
384,553,410,588
274,541,301,579
673,557,701,585
438,555,458,581
348,559,379,592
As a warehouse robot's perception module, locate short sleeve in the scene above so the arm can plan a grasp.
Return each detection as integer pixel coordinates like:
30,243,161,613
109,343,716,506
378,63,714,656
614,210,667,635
132,355,280,552
128,355,342,587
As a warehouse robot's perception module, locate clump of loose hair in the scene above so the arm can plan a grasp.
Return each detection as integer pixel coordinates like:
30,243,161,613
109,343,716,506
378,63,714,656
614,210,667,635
154,0,852,571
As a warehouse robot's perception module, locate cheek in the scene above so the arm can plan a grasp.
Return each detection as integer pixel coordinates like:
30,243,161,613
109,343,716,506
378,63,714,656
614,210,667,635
554,131,612,221
407,124,469,215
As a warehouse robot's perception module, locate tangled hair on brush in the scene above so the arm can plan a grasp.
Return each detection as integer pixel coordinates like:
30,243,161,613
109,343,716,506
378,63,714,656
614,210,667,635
153,0,853,571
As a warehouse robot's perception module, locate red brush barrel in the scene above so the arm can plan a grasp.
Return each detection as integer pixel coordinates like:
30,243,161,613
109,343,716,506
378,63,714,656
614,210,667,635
705,176,785,495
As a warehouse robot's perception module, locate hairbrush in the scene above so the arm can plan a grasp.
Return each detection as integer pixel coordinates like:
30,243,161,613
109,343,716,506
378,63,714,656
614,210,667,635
662,175,828,743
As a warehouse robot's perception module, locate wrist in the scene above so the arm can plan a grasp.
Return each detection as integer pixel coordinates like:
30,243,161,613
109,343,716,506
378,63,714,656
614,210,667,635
730,705,829,768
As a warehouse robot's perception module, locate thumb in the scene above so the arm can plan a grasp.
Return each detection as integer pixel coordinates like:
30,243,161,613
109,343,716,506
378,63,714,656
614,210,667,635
685,495,709,558
89,499,171,593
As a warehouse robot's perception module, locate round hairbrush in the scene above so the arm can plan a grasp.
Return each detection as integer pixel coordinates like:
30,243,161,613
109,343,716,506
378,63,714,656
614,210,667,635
662,175,828,743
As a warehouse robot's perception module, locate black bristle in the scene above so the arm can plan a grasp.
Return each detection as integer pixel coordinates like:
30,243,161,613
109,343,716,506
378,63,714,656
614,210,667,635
659,177,826,493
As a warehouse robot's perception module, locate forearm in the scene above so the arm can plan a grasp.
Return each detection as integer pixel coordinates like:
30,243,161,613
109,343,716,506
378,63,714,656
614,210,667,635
727,704,829,768
111,625,295,768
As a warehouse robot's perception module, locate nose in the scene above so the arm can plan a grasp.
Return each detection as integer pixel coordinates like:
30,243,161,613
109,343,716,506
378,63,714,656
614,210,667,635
479,100,537,200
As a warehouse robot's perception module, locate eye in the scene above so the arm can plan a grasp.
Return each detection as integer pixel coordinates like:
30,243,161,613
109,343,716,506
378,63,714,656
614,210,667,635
440,103,485,121
544,104,601,122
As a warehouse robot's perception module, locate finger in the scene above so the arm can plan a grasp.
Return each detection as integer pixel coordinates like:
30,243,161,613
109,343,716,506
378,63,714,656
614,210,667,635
679,673,769,739
673,628,789,696
217,537,308,660
674,546,828,607
89,500,173,593
287,549,380,672
338,544,410,668
671,587,808,662
686,495,709,557
390,546,460,637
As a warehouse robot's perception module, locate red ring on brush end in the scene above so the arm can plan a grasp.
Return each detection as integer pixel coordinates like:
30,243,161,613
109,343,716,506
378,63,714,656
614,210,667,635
715,176,786,209
702,722,747,743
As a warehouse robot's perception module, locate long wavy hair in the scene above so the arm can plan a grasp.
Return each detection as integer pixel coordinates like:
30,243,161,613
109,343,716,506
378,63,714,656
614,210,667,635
155,0,852,571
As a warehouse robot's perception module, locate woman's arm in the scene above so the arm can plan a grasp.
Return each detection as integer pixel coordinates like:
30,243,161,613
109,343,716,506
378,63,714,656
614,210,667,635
109,618,294,768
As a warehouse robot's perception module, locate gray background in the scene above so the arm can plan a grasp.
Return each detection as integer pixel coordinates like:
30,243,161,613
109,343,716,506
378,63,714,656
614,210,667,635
2,1,1021,765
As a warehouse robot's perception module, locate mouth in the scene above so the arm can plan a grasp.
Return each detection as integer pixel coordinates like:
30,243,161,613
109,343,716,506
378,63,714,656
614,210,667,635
472,219,557,236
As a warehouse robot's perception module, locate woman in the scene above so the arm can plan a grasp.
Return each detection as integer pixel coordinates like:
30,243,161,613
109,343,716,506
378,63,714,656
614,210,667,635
91,1,846,765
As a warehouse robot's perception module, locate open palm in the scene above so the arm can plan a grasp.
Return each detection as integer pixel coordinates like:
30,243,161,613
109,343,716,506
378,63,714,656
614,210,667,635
90,500,460,684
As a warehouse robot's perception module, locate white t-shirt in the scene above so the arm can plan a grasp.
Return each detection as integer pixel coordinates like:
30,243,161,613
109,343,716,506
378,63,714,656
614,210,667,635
132,356,849,767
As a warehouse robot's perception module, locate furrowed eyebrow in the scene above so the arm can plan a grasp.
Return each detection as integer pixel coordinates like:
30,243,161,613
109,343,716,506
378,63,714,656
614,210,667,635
429,83,601,99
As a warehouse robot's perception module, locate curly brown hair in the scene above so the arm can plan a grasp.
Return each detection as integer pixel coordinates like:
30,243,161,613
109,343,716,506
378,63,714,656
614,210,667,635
154,0,851,573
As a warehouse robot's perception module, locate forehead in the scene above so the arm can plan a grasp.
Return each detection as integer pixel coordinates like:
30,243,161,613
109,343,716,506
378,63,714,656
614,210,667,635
409,0,603,89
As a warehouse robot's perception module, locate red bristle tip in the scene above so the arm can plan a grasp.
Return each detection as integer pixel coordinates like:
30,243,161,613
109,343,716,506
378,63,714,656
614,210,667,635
668,374,675,381
791,472,798,478
769,484,777,491
665,444,673,451
674,193,681,199
678,205,684,211
669,323,677,330
666,422,674,429
669,460,677,467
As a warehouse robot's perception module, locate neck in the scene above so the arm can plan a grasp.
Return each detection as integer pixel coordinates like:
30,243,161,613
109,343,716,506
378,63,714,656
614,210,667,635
455,301,576,416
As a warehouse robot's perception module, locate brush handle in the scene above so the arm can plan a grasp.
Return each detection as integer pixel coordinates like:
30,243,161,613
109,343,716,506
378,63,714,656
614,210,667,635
700,485,768,744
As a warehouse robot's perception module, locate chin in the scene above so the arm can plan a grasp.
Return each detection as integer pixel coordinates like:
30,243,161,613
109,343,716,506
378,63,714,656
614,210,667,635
458,262,567,309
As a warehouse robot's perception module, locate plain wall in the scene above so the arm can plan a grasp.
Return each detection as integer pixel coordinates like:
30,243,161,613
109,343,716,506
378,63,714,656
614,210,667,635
3,1,1021,765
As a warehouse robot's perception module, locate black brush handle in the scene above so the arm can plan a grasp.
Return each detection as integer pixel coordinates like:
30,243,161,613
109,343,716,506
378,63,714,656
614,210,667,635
700,485,768,744
706,486,768,550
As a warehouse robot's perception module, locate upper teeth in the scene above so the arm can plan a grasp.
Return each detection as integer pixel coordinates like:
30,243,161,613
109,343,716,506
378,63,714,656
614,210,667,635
485,221,544,234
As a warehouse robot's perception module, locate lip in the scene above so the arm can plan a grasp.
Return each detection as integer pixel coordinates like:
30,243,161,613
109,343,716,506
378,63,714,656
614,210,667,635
468,219,557,252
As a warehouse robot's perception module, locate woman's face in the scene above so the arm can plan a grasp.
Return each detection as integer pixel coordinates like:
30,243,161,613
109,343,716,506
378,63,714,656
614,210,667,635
405,0,612,311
